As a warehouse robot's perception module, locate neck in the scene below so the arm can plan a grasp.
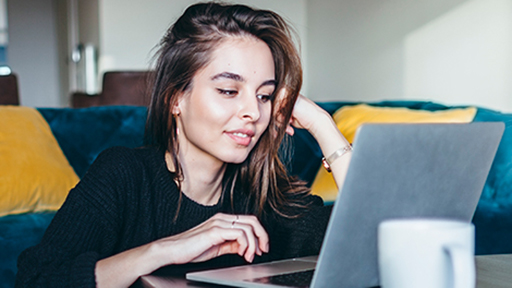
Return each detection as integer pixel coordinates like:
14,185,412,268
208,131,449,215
165,151,227,206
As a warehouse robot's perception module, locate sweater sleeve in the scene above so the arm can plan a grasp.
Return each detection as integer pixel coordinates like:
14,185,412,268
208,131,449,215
15,147,138,288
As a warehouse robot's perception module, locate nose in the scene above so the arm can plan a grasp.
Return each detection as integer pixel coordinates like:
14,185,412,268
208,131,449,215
238,93,261,122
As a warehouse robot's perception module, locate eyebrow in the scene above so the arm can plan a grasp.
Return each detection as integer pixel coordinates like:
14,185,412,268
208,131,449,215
211,72,276,88
211,72,245,82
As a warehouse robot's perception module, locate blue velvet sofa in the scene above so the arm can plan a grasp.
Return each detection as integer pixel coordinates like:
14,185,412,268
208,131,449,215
1,101,512,287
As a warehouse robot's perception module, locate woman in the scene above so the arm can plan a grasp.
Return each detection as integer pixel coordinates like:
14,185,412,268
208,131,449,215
16,2,352,287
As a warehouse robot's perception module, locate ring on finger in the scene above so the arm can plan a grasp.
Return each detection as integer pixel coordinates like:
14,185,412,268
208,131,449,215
231,215,239,229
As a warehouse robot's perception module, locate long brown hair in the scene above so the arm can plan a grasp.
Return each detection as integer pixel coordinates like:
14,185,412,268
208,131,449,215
145,2,313,218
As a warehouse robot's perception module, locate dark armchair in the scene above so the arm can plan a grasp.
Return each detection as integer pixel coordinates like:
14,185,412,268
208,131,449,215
71,71,153,108
0,73,20,105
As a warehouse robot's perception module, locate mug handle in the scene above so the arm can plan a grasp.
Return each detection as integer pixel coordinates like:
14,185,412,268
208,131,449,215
444,244,475,288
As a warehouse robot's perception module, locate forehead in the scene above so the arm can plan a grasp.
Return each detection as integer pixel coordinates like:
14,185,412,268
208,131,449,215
200,36,275,81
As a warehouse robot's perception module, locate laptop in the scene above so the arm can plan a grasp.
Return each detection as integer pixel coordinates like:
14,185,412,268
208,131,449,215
186,123,504,288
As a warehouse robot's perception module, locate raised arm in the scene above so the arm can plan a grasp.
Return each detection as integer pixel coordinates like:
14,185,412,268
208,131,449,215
287,95,352,191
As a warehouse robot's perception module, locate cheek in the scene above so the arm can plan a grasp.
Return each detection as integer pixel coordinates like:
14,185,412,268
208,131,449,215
206,101,236,125
186,92,229,124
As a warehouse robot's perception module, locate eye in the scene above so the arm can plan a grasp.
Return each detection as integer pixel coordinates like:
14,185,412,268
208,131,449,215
257,94,273,103
217,88,238,97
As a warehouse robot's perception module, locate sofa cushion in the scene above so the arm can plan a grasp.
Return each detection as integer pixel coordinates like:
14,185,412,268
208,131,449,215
0,212,55,288
38,106,148,178
0,106,79,216
473,199,512,255
333,104,477,143
310,104,477,202
473,108,512,201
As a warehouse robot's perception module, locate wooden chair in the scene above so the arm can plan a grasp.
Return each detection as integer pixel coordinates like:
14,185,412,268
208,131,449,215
72,71,153,108
0,73,20,105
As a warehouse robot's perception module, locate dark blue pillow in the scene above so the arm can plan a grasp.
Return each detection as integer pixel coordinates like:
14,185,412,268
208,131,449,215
38,106,147,178
0,212,55,288
473,108,512,200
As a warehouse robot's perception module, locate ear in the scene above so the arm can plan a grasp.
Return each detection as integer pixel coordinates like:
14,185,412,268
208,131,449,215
172,94,183,116
172,104,181,116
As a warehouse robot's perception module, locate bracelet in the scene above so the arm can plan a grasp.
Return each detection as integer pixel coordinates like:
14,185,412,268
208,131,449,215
321,145,352,173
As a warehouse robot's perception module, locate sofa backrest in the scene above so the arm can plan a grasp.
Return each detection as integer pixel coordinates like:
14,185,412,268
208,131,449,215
38,102,512,205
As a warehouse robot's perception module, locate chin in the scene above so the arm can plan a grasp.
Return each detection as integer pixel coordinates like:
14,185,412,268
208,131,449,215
225,157,249,164
222,152,251,164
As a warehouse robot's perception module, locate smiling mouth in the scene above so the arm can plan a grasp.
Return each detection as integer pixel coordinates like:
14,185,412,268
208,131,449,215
232,132,249,138
226,131,255,146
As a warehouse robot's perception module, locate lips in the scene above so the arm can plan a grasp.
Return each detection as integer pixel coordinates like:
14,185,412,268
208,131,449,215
225,129,256,146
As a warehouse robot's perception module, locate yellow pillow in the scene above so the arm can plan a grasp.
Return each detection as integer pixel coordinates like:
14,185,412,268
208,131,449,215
0,106,79,216
310,104,477,202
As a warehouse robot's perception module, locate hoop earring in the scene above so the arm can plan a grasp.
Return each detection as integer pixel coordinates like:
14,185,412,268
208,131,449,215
173,113,180,136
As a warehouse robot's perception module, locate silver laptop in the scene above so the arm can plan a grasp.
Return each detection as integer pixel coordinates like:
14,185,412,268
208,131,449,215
186,123,504,288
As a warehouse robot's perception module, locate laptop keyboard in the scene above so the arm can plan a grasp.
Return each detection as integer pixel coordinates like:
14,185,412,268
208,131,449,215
245,269,315,288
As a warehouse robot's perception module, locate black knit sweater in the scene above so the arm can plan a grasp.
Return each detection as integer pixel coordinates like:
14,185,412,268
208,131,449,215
15,147,331,287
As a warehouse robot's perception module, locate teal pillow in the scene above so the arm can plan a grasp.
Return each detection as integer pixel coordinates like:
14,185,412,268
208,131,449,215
473,108,512,200
0,212,55,288
38,106,147,178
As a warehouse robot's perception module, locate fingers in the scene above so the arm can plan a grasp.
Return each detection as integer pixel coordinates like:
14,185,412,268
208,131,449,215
210,213,269,262
169,213,269,264
217,241,241,257
189,229,247,264
235,214,269,255
231,222,259,262
286,122,295,136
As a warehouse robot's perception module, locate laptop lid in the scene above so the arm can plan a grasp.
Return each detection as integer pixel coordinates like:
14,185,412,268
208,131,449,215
312,122,504,288
186,122,504,288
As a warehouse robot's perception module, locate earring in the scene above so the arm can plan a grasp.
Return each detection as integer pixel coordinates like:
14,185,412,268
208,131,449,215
173,113,180,135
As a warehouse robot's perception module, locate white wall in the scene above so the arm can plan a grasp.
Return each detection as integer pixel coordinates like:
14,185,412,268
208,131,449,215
306,0,512,112
98,0,308,92
8,0,512,111
7,0,61,107
404,0,512,111
0,0,7,47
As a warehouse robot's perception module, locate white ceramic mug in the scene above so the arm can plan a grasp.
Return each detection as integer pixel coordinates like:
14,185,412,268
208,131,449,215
378,219,475,288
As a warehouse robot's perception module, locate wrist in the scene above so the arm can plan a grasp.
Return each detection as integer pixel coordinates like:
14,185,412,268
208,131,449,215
322,145,352,172
308,111,337,139
147,240,173,268
95,243,161,288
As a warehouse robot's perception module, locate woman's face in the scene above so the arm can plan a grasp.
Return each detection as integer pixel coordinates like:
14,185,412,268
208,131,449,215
175,36,275,166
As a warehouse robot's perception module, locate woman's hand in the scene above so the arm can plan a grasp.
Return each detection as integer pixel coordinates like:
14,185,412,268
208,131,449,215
156,213,269,264
96,213,268,288
285,94,332,137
